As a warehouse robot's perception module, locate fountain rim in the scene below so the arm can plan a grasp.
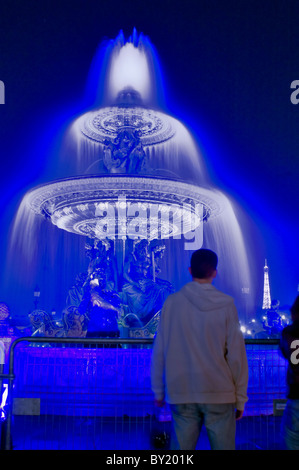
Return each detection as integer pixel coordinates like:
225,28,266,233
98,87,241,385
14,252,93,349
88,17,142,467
21,174,227,240
26,174,224,217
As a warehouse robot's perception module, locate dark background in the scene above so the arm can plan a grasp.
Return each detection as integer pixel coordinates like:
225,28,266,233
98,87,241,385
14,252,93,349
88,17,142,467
0,0,298,318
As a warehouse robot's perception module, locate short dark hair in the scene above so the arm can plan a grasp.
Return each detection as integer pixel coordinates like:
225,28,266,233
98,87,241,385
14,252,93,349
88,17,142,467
190,249,218,279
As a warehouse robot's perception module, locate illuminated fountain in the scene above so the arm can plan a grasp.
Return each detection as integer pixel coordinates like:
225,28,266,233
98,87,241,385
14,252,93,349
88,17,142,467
8,30,253,338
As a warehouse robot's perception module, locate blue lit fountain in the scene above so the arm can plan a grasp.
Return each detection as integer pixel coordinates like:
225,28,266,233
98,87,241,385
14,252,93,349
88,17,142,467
9,30,253,338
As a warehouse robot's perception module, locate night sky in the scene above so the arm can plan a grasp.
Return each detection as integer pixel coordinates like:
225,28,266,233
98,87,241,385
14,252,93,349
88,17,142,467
0,0,298,318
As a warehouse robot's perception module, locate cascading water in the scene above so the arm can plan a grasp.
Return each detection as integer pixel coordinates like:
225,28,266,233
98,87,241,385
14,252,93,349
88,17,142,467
6,30,254,332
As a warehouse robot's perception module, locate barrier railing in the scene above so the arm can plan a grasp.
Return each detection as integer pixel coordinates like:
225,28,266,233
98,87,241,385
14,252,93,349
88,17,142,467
1,336,153,450
0,336,288,450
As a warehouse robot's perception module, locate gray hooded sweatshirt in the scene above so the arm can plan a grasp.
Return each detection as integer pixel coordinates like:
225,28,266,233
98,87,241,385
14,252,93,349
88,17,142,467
151,281,248,410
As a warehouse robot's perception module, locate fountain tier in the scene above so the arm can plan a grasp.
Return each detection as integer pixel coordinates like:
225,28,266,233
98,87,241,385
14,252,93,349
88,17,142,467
25,175,224,240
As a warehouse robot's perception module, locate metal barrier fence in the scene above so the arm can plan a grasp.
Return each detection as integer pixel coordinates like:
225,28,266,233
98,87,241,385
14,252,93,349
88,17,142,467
0,337,289,450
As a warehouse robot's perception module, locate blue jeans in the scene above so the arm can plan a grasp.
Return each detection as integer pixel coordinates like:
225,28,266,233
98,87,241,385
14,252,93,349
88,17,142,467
281,399,299,450
170,403,236,450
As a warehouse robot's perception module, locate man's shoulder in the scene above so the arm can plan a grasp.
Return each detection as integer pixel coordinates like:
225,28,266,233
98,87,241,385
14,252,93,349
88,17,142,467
163,290,182,304
161,289,188,310
191,282,235,306
176,282,236,309
211,284,234,300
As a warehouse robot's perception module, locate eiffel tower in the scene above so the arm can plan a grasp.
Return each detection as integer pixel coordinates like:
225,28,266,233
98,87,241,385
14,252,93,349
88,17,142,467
262,259,271,309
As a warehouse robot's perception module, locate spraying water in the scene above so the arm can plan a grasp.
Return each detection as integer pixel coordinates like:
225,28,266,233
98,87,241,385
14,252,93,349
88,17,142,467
6,30,255,323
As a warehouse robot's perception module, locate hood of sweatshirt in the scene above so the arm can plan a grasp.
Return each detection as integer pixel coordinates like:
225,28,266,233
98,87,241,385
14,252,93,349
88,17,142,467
180,281,233,312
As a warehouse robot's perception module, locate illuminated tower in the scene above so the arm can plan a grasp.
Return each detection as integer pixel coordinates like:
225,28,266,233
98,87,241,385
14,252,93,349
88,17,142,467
262,259,271,309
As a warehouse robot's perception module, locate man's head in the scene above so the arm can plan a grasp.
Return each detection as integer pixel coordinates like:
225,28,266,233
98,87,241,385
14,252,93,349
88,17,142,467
189,249,218,282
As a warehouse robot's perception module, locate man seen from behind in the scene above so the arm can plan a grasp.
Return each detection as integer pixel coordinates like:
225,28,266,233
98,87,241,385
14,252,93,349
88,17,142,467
150,248,248,450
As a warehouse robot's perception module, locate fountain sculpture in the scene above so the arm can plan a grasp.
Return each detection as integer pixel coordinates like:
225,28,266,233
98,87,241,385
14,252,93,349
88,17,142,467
8,30,253,339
